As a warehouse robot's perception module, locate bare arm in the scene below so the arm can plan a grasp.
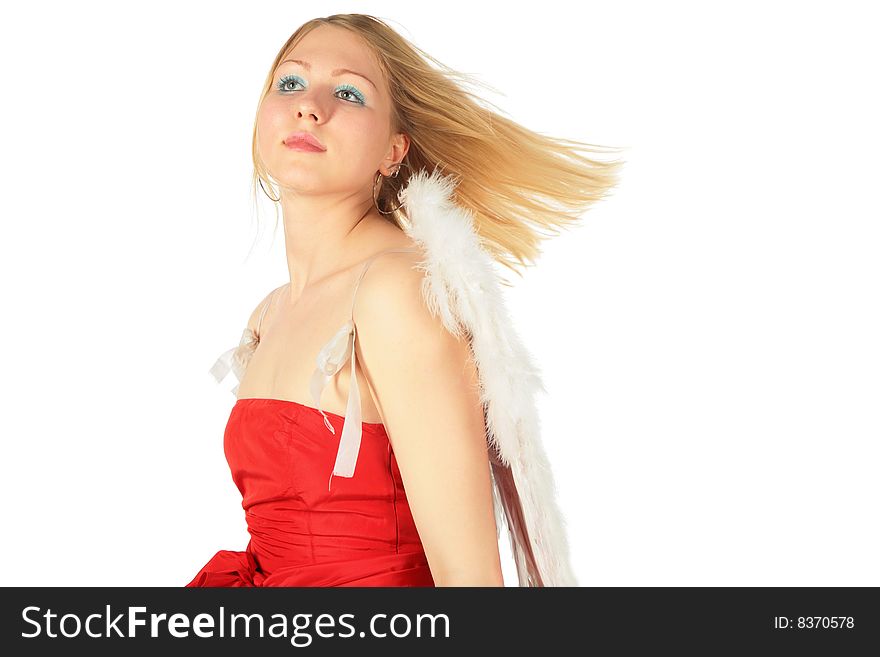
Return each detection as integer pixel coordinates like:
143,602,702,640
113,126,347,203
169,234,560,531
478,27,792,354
354,253,504,587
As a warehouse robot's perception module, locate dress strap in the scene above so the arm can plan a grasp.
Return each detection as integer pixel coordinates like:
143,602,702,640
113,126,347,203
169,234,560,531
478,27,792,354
308,246,420,492
348,247,421,321
256,285,285,340
209,285,279,396
209,284,287,397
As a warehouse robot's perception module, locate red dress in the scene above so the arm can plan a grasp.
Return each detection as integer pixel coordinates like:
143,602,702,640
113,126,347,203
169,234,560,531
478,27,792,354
185,398,434,587
186,247,434,587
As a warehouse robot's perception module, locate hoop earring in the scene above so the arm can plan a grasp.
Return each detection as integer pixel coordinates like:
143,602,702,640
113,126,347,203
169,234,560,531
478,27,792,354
372,162,410,215
259,177,280,203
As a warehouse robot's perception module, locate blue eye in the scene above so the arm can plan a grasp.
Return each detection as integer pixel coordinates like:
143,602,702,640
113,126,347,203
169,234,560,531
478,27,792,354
335,83,366,105
276,74,366,106
277,74,304,93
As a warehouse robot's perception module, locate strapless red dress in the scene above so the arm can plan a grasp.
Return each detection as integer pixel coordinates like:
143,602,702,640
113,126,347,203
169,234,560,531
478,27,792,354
185,397,435,587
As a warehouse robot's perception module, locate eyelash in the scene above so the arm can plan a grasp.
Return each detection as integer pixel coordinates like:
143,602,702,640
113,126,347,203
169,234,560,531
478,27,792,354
276,74,366,106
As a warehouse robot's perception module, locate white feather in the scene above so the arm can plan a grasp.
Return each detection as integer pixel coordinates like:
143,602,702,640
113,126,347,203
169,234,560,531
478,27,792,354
399,167,578,586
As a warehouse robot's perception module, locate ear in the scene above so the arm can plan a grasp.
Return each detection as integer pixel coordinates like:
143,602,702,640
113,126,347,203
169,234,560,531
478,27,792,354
381,132,410,174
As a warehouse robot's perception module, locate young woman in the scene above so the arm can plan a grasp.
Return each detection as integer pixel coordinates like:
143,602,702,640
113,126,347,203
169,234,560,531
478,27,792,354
186,13,623,588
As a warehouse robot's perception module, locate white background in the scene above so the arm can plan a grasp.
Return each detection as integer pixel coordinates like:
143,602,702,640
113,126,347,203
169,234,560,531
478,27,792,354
1,1,877,586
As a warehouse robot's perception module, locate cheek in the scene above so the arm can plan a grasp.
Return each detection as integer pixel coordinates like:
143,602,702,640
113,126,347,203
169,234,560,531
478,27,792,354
256,98,286,148
337,112,389,162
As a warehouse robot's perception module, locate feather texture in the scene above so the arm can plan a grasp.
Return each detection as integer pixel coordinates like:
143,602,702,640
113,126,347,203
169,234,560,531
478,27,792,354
398,167,578,586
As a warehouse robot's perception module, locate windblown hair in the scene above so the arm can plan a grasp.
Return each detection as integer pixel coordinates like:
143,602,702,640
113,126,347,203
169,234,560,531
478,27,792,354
252,13,625,279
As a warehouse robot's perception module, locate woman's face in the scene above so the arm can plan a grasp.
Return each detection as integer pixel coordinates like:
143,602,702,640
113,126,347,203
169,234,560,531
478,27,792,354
257,24,406,197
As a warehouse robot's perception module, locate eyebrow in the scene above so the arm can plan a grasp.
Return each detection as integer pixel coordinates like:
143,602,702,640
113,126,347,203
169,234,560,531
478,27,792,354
279,59,377,91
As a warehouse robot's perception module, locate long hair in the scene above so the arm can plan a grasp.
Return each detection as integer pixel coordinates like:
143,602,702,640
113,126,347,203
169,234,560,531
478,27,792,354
252,13,625,280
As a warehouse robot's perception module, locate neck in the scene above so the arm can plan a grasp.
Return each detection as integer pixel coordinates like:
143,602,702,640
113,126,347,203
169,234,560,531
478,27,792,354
279,190,377,299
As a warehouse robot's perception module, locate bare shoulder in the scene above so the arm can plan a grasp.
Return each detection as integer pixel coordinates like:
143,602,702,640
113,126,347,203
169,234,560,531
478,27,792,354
353,244,472,379
246,285,283,338
353,246,436,334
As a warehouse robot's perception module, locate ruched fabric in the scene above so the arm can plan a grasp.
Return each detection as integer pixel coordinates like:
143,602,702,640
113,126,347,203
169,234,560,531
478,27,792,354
186,398,434,587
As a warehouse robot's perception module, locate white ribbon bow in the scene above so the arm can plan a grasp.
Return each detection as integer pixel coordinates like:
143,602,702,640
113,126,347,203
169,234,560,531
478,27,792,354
210,322,365,492
209,327,258,396
308,320,363,491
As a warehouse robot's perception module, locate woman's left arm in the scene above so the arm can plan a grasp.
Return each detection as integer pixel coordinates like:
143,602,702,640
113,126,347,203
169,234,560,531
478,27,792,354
354,252,504,587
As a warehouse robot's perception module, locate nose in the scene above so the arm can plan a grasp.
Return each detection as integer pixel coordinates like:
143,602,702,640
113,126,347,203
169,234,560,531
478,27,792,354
292,91,321,122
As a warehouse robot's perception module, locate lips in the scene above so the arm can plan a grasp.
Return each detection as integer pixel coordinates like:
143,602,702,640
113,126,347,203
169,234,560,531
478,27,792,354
283,131,326,151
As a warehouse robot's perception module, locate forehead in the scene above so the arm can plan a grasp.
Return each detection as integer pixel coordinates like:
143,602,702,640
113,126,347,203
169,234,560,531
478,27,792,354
279,25,382,81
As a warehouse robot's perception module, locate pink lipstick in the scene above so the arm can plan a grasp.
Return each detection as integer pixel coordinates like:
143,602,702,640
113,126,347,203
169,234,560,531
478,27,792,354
283,131,326,152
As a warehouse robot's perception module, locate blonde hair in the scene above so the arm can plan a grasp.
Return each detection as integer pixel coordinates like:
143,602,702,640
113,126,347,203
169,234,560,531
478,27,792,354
252,13,626,279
